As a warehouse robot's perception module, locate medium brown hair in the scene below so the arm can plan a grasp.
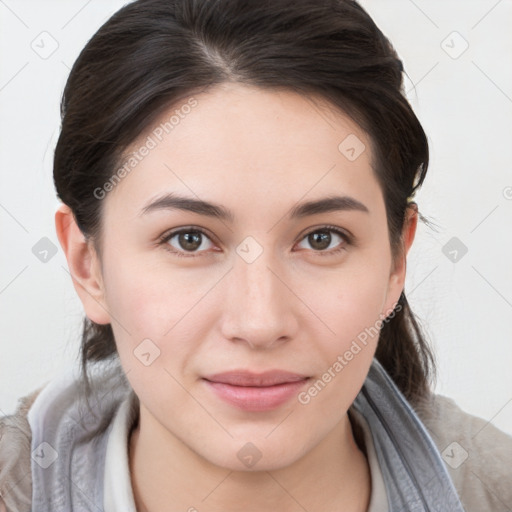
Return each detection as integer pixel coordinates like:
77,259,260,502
54,0,436,406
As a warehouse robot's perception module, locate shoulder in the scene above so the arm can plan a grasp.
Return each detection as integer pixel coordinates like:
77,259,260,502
0,385,45,512
414,392,512,512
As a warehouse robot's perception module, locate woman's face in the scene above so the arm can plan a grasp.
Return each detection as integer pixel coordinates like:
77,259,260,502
89,83,407,470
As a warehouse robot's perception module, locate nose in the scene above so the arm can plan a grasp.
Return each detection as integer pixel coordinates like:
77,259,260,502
219,247,299,350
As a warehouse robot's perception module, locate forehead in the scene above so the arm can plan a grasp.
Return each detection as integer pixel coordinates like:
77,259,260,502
104,83,382,222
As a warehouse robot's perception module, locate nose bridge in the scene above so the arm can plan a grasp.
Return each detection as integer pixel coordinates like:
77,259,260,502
241,253,279,306
221,241,296,348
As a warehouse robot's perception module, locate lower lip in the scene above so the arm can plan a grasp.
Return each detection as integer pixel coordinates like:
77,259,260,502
203,379,310,411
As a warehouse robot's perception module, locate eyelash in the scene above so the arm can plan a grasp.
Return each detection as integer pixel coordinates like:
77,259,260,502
157,225,352,258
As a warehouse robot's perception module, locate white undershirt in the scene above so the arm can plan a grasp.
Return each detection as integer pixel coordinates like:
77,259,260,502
103,394,389,512
103,393,138,512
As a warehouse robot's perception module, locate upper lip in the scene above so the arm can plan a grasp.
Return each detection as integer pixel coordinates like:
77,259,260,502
203,370,309,387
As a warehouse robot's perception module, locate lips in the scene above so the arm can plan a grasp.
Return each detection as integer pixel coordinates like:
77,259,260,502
202,370,309,387
202,370,310,411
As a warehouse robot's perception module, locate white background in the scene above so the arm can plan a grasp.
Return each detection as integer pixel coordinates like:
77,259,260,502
1,0,511,436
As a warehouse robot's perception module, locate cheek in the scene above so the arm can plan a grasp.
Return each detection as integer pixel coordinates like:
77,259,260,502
303,257,392,406
299,297,383,423
103,253,210,334
322,259,392,341
102,257,225,374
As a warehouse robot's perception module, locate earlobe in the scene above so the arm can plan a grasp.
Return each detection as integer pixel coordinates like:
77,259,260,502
55,203,111,325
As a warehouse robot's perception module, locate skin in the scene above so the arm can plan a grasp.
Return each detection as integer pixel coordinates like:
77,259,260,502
56,82,417,512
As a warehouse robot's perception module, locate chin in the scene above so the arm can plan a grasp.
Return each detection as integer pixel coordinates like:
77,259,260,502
196,436,305,473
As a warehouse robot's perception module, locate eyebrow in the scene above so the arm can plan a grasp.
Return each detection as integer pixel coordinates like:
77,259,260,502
140,192,369,221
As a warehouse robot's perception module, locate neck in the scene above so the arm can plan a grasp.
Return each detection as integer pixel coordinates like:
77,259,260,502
129,407,371,512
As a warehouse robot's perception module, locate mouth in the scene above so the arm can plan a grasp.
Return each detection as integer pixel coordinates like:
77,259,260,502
202,370,311,411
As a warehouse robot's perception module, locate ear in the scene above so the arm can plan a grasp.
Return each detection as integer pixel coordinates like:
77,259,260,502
382,203,418,314
55,203,111,325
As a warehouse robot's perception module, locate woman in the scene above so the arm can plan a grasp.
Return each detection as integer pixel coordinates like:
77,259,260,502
0,0,511,511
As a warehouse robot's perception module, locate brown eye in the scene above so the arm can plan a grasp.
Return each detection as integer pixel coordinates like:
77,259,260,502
160,228,215,257
177,231,203,251
308,230,332,250
296,227,350,255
